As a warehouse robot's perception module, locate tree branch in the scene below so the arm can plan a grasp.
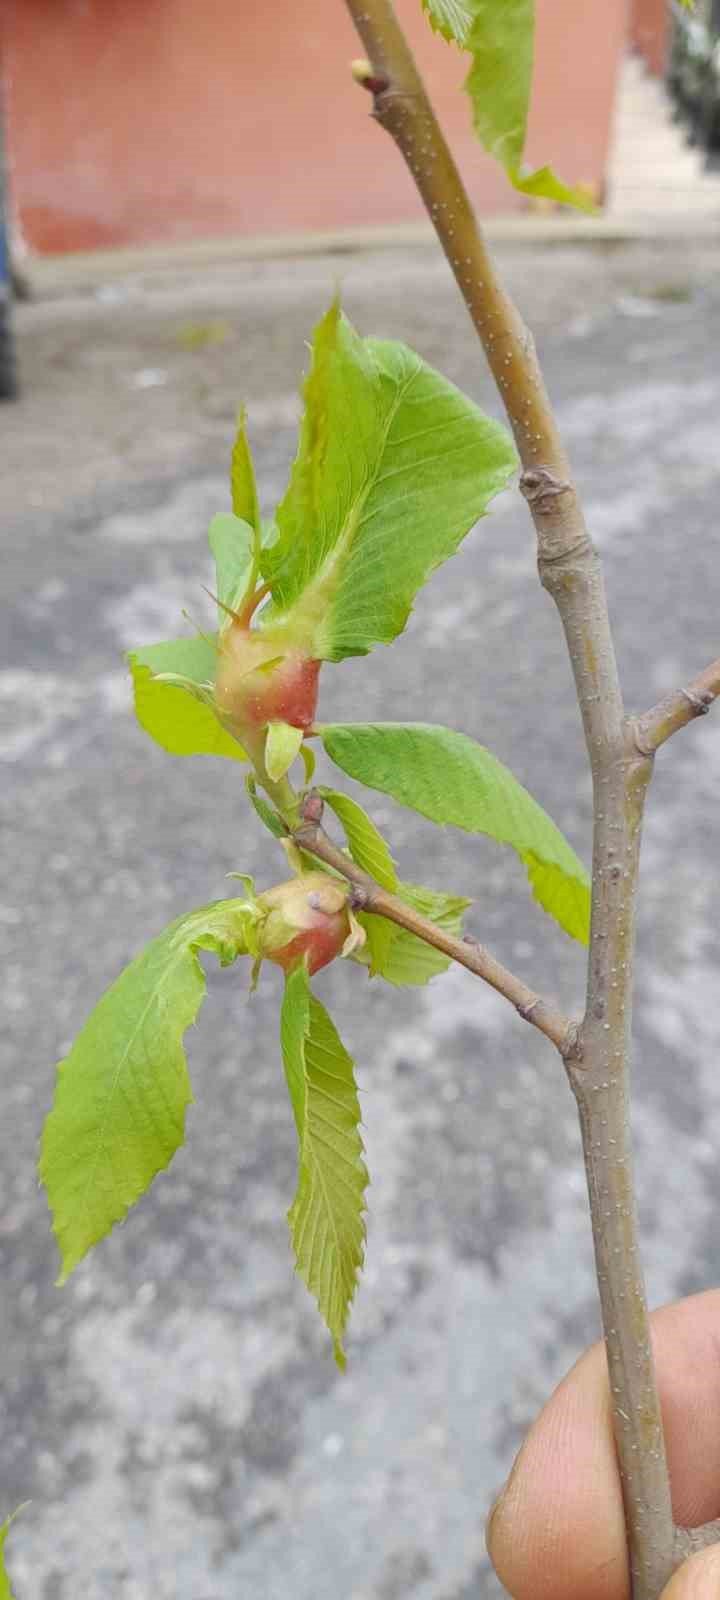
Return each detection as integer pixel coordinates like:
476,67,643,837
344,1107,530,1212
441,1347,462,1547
340,4,702,1594
634,658,720,756
349,37,577,485
293,802,578,1059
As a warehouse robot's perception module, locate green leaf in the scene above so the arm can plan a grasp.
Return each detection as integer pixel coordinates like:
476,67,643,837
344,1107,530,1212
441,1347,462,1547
358,881,470,986
231,408,261,534
464,1,597,212
319,790,397,891
246,774,287,839
0,1508,25,1600
507,165,596,214
280,965,368,1368
40,900,256,1281
320,723,590,944
261,303,516,661
128,649,248,763
464,0,533,172
420,0,473,43
207,513,255,619
420,0,596,214
265,720,305,783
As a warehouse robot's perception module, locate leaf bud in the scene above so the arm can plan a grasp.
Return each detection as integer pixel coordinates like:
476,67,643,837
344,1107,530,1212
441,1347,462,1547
215,616,320,741
257,872,363,975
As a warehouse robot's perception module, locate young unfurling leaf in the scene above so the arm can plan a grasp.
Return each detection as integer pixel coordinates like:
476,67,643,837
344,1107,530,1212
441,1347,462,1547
320,787,398,974
280,964,368,1367
260,303,517,660
265,720,305,782
230,408,261,535
207,511,256,620
319,789,398,891
246,774,287,839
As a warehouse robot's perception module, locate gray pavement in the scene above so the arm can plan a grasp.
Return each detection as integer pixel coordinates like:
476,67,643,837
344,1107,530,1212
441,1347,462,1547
2,239,720,1598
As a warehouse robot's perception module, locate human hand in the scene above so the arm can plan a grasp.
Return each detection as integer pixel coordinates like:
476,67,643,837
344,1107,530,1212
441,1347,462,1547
486,1291,720,1599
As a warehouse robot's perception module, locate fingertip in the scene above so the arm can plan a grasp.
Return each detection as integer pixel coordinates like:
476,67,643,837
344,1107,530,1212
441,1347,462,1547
663,1546,720,1599
485,1292,720,1599
485,1368,627,1600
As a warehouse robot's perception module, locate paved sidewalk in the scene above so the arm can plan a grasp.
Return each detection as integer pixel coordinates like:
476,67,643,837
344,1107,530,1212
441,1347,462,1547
608,51,720,222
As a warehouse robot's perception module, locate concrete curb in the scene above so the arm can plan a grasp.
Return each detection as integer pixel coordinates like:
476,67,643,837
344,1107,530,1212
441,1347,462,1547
18,214,720,300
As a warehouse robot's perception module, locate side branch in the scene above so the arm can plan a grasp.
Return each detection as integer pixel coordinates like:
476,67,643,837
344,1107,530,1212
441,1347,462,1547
293,808,577,1058
634,658,720,755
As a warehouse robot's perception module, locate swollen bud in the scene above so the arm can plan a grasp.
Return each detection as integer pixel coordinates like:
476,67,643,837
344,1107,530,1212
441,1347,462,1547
215,615,320,743
257,873,362,976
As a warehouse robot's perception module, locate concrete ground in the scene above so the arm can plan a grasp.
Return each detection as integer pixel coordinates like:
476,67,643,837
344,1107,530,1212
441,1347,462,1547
2,236,720,1599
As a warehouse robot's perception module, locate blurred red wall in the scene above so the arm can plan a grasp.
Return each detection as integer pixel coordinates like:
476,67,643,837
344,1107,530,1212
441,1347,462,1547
630,0,669,74
1,0,628,255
